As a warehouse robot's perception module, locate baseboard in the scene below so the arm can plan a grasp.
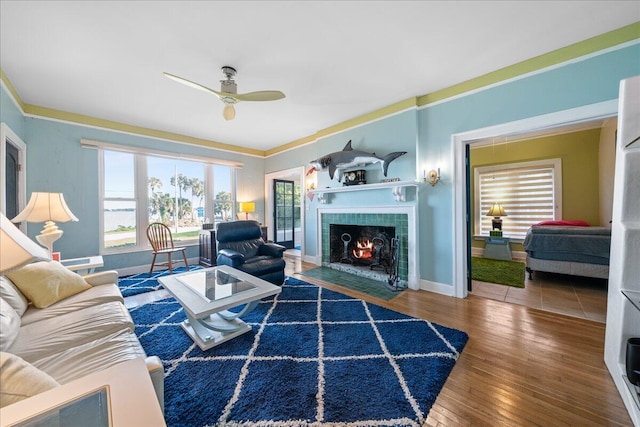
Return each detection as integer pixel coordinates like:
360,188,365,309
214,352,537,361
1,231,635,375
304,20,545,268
302,254,320,265
419,279,454,296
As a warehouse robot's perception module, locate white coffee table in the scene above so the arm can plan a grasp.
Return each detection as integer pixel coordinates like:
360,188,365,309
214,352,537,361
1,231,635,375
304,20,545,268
159,265,282,350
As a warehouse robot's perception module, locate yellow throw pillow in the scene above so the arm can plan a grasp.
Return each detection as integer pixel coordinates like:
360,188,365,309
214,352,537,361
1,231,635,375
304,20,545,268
6,262,91,309
0,351,59,407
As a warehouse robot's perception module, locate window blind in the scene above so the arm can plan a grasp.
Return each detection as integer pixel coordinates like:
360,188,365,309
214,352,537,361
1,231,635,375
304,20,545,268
476,160,560,240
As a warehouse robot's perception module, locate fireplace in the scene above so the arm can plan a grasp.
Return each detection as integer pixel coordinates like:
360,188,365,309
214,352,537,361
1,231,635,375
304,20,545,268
319,208,418,289
329,224,395,271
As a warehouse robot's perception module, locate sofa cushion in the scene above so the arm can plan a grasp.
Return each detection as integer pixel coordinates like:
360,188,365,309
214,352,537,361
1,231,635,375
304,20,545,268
6,261,91,308
0,351,59,408
0,277,29,316
7,301,134,363
21,283,124,326
31,329,146,385
0,298,20,352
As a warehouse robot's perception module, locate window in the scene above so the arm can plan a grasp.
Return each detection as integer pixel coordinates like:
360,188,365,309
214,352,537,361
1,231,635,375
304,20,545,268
147,156,206,243
474,159,562,240
212,165,233,222
103,151,137,249
99,148,237,253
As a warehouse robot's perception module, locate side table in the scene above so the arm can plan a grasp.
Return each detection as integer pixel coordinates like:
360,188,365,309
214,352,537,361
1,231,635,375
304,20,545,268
483,237,512,261
199,229,217,267
60,255,104,275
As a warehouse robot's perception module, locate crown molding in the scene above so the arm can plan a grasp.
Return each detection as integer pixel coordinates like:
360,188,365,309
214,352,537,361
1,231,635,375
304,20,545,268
22,104,266,157
417,22,640,107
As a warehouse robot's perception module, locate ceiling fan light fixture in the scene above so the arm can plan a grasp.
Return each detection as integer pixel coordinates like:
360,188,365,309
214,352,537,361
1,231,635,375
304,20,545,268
164,65,284,122
223,104,236,121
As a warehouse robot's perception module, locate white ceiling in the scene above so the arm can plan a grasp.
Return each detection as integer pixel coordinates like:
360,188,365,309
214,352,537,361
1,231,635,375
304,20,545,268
1,1,638,153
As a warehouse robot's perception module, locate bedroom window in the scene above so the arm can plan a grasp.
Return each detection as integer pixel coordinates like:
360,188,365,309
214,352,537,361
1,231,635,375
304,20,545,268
474,159,562,240
95,144,238,253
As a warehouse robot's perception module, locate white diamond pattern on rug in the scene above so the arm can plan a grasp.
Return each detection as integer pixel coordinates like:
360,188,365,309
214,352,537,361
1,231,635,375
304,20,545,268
129,277,468,427
118,265,202,297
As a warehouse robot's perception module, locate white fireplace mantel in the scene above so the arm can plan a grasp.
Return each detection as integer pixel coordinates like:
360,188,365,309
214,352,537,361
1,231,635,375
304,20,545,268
308,180,421,203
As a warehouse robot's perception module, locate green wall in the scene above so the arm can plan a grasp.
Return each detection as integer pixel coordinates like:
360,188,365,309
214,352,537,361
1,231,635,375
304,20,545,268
470,128,602,251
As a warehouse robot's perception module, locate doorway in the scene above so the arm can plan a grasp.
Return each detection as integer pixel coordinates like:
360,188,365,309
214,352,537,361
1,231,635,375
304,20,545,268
273,179,296,249
264,166,306,257
0,123,27,223
452,99,618,299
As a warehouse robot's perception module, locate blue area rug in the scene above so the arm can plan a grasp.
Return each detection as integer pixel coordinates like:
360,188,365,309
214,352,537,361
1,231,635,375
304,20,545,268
129,277,468,426
117,265,203,297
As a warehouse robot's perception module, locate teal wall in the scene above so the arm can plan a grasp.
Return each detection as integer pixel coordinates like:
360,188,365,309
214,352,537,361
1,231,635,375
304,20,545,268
416,43,639,285
268,42,640,289
286,109,419,258
0,86,25,138
3,42,639,283
2,105,263,271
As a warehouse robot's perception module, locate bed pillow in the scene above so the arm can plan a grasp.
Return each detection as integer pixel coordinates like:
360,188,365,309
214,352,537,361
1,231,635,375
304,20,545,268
533,220,590,227
5,262,91,309
0,351,60,408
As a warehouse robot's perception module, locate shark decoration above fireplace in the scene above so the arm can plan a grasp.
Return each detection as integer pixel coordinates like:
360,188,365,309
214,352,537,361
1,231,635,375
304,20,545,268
306,140,406,182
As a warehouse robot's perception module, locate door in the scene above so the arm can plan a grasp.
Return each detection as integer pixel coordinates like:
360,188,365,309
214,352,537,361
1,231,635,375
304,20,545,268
5,142,20,219
273,179,295,249
465,143,473,292
1,123,27,219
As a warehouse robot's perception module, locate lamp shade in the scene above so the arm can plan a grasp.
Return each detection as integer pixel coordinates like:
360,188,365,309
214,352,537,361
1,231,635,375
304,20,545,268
238,202,255,213
12,192,78,223
0,213,51,274
487,203,507,217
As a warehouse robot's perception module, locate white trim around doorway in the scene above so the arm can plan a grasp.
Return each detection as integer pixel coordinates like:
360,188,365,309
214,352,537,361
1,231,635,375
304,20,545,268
451,99,618,298
264,166,306,255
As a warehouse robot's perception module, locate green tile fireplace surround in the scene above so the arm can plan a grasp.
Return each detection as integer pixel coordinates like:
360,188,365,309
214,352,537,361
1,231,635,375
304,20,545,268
321,212,409,283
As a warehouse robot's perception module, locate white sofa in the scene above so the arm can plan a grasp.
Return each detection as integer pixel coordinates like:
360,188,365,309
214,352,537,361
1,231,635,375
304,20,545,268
0,269,164,412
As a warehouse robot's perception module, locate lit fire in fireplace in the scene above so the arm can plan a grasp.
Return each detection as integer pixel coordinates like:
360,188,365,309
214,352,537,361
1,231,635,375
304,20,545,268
352,239,374,259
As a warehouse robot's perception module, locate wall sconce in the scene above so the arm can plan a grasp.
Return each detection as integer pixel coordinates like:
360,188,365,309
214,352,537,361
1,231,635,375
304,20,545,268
423,168,441,186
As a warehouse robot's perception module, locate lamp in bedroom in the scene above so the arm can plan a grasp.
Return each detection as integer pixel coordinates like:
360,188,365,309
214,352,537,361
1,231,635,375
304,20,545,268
11,192,79,256
0,212,51,274
487,203,507,231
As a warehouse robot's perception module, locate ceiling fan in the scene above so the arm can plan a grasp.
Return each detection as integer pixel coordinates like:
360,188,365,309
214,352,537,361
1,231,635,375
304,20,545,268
163,66,285,121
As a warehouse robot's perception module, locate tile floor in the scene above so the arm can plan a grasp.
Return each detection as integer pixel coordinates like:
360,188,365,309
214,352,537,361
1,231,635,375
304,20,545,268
471,270,609,322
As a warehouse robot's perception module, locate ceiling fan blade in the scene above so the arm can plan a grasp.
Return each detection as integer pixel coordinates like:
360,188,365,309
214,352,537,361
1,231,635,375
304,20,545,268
163,72,223,99
234,90,286,102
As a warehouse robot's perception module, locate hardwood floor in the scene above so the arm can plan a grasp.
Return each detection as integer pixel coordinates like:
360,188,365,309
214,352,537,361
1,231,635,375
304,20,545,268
282,255,632,426
125,256,632,426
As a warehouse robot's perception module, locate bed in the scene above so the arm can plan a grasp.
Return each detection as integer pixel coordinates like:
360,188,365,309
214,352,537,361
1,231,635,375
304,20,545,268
523,223,611,280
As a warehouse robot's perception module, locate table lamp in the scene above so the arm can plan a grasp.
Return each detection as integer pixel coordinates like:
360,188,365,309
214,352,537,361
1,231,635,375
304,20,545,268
0,212,51,274
11,192,79,256
487,203,507,231
238,202,255,220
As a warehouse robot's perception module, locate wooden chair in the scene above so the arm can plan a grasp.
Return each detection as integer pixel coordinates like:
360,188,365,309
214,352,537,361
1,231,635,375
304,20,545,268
146,222,189,275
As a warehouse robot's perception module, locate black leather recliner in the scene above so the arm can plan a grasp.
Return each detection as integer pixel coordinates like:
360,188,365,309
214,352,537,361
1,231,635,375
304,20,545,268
216,220,286,285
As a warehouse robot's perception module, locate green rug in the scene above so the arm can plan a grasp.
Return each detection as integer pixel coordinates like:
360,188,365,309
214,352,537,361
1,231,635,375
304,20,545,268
300,267,402,300
471,257,526,288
